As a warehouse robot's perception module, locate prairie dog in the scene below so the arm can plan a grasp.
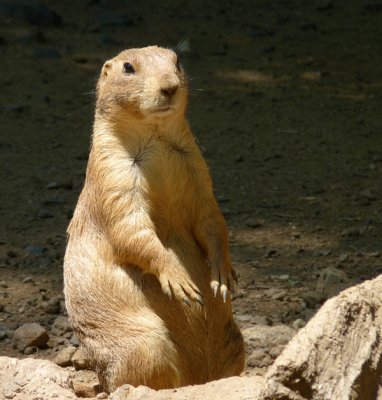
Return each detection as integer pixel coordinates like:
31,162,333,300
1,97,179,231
64,46,245,392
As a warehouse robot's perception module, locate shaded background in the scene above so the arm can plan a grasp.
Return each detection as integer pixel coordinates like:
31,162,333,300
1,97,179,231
0,0,382,371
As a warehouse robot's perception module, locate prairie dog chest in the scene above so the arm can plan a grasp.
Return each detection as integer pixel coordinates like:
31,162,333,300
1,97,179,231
127,133,201,208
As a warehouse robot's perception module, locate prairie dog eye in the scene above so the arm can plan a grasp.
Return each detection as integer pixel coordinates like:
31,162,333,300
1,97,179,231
123,62,135,74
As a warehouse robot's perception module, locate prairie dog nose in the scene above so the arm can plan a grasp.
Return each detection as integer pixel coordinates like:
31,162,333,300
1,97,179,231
160,83,178,98
159,74,179,99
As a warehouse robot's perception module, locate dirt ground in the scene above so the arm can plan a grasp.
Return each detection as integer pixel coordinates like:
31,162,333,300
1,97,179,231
1,0,382,384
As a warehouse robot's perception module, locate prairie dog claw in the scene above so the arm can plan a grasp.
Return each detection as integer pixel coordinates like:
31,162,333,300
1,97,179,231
210,267,237,301
220,285,228,303
211,281,219,297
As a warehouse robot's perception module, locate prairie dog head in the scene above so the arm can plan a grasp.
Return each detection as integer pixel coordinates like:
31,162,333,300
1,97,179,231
96,46,188,121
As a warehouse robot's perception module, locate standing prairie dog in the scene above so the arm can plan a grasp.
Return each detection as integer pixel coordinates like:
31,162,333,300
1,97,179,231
64,45,245,392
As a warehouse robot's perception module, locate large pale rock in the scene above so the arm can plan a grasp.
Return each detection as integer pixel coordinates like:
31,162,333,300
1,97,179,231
12,322,49,352
260,274,382,400
109,376,266,400
0,356,76,399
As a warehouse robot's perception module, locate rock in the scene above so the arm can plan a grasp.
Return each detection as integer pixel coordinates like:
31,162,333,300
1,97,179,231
22,276,33,284
300,70,322,81
42,296,61,314
46,180,73,190
0,303,4,311
316,267,351,298
54,345,76,367
43,196,66,206
24,346,37,355
60,299,67,315
0,357,76,399
313,249,332,257
236,314,270,326
275,274,290,281
73,382,102,398
339,253,350,263
261,274,382,400
243,324,295,346
70,333,80,347
302,290,325,309
0,280,8,288
245,218,263,228
34,47,62,59
24,245,47,256
265,288,288,300
51,316,72,336
110,376,266,400
72,348,90,370
341,227,361,237
292,318,306,330
247,349,272,368
359,188,376,200
6,250,17,258
0,330,6,340
37,209,55,218
12,323,49,352
265,249,277,258
97,393,108,399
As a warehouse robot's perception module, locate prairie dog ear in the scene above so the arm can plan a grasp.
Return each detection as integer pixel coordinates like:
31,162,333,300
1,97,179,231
102,61,112,77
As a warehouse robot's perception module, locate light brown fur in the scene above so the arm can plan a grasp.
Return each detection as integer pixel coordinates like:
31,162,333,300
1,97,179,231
64,46,245,393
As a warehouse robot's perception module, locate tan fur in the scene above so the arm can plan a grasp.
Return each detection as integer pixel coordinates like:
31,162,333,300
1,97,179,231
63,46,245,393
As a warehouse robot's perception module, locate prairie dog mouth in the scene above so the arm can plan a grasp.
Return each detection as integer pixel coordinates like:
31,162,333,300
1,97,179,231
155,106,173,113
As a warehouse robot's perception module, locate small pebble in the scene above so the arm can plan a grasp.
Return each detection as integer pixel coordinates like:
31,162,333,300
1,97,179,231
246,218,263,228
265,249,277,258
41,297,61,314
24,245,47,256
34,48,62,59
292,319,306,330
37,209,54,219
24,346,37,355
341,228,361,237
46,181,73,190
339,253,350,262
359,189,376,201
70,334,80,347
6,250,17,258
